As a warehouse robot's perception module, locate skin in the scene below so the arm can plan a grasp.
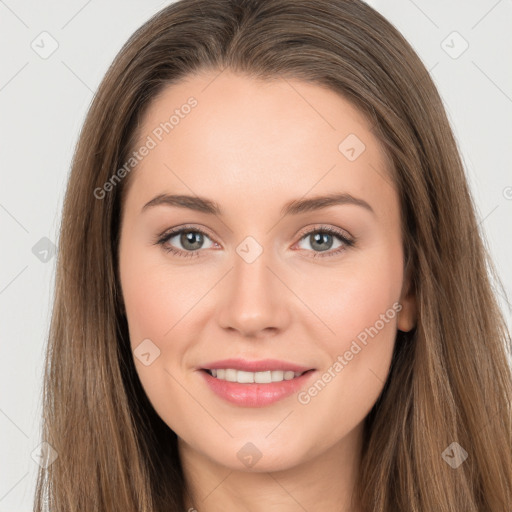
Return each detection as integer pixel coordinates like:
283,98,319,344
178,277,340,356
118,69,416,512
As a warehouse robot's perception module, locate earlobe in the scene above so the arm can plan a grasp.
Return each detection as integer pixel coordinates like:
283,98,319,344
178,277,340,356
397,270,417,332
397,291,416,332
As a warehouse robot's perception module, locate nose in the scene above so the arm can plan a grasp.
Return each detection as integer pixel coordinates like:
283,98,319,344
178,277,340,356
217,248,292,338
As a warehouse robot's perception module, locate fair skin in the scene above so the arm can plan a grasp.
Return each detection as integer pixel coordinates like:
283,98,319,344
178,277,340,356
118,70,416,512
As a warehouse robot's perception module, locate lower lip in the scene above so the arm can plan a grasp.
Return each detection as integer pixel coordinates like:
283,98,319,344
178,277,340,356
199,369,316,407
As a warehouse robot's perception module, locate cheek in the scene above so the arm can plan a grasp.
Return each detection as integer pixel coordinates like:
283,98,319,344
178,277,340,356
119,248,200,422
302,249,403,346
299,242,403,400
121,268,170,345
119,239,199,346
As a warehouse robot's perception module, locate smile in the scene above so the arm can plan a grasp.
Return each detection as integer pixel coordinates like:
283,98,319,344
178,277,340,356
199,368,316,407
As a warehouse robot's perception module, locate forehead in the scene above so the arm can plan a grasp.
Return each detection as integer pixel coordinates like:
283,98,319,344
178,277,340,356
125,70,395,216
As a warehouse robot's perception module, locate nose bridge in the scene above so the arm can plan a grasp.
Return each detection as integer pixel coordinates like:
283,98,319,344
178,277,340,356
234,240,272,294
217,234,290,335
232,236,277,308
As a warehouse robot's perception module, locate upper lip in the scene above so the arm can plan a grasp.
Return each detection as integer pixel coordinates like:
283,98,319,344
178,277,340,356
200,358,313,373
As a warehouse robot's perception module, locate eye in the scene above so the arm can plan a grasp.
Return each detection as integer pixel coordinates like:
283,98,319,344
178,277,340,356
154,224,355,259
294,225,355,259
155,225,216,259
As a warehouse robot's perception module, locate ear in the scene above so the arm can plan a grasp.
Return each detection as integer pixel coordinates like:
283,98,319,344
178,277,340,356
397,270,416,332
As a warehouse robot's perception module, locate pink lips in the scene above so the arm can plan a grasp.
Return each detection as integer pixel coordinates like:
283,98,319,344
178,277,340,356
198,358,316,408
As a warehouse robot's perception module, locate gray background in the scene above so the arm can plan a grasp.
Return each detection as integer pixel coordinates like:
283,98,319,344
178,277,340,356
1,1,511,509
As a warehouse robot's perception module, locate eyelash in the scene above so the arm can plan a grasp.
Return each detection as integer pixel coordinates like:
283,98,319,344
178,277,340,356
154,224,355,260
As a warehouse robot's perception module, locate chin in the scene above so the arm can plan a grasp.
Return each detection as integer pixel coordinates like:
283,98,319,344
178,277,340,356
209,438,311,473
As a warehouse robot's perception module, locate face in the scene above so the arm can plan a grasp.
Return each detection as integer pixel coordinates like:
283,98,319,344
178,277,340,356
118,70,416,473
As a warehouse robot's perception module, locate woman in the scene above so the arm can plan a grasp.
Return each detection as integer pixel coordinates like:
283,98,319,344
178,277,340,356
34,0,512,511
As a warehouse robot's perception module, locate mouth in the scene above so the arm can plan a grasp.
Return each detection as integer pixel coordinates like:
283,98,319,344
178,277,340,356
202,368,313,383
197,358,316,407
198,365,317,407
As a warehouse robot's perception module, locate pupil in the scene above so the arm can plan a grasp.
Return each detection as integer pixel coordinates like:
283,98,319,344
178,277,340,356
311,232,332,252
182,231,203,250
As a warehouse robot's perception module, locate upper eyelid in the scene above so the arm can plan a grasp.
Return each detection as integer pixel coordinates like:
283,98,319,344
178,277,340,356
295,224,353,241
159,224,218,244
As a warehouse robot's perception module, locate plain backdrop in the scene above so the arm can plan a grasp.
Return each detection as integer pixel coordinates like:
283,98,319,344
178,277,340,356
1,1,511,510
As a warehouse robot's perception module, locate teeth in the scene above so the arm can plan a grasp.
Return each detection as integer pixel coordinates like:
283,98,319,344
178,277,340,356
208,369,304,383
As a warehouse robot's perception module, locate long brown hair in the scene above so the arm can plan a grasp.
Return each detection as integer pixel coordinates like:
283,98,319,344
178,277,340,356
34,0,512,510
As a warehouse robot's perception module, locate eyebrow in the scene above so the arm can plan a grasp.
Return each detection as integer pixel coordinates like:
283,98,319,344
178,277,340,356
141,192,375,217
